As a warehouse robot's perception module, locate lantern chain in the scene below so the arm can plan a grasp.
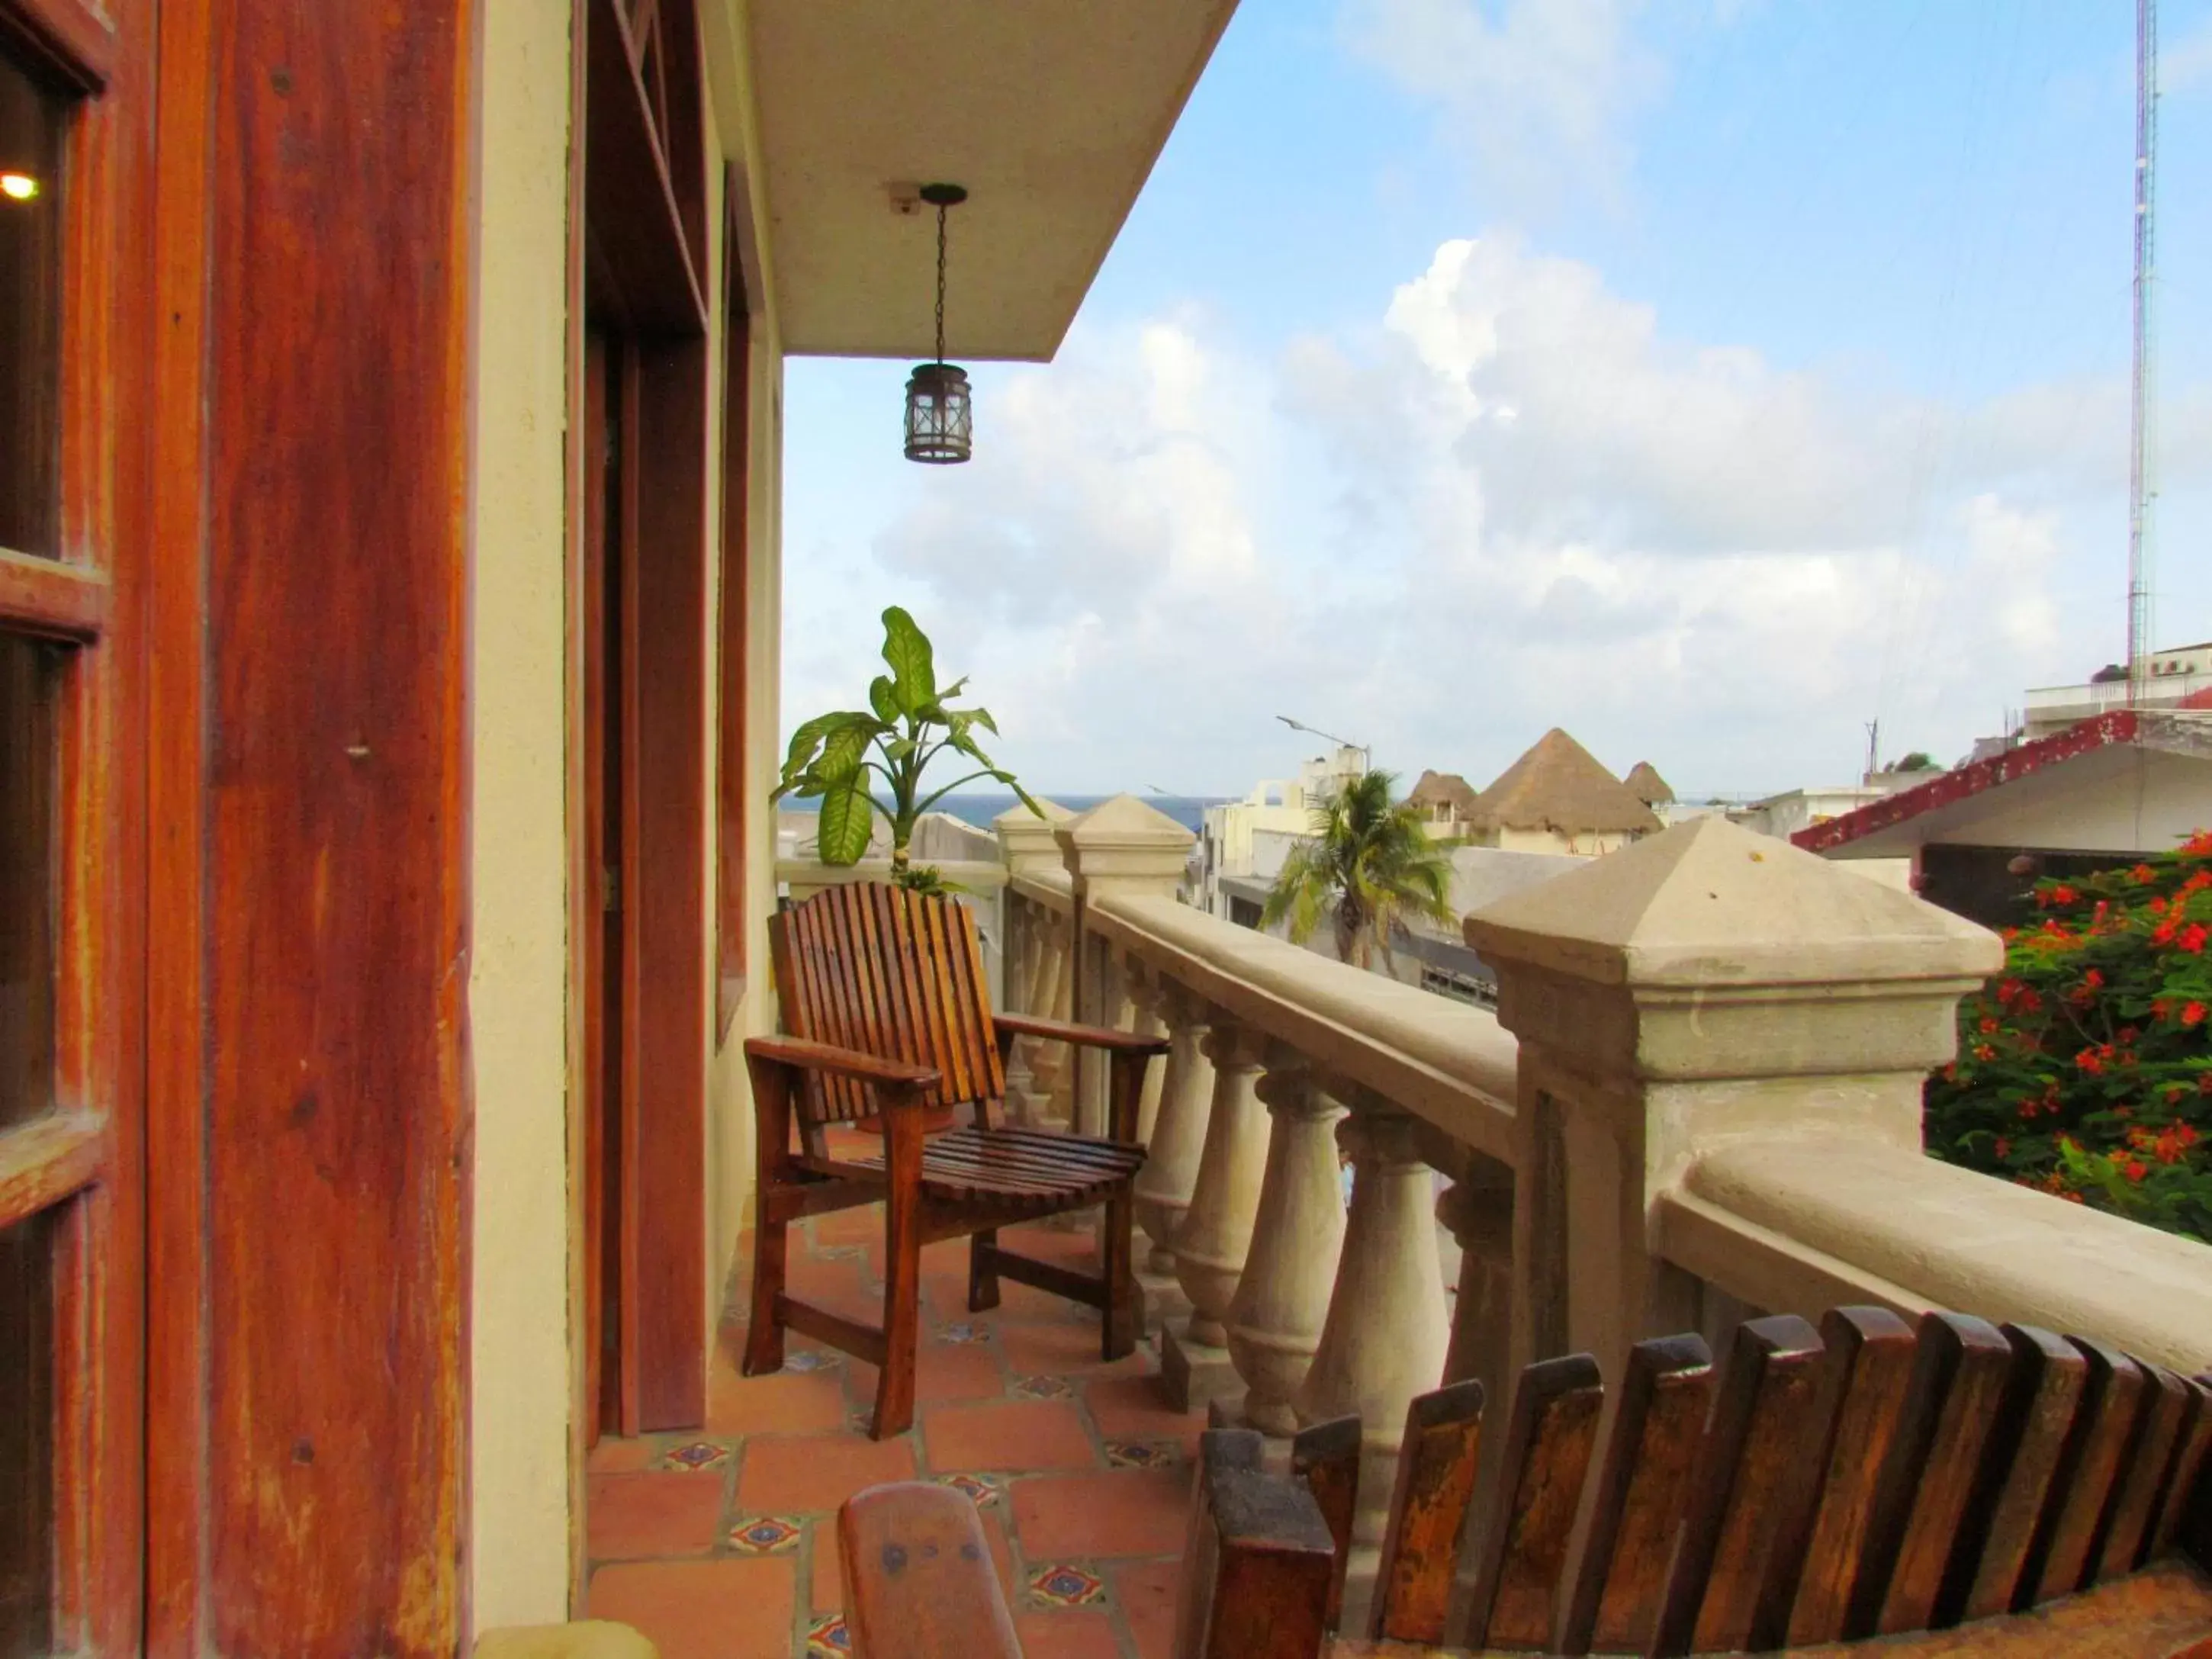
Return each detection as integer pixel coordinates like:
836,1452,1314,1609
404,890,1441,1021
934,199,949,366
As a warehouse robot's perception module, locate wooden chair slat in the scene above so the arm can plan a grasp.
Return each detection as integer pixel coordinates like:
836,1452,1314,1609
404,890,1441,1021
1178,1429,1336,1659
1558,1333,1713,1657
1291,1415,1362,1634
2149,1377,2212,1563
2095,1365,2194,1583
1370,1378,1487,1646
1461,1354,1604,1653
1943,1323,2091,1625
1651,1313,1825,1657
838,1481,1021,1659
1760,1306,1921,1649
2024,1337,2148,1605
1857,1312,2016,1638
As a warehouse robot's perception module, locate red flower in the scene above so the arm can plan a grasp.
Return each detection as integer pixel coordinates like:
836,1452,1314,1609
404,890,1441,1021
2132,863,2157,883
2123,1159,2149,1183
2082,968,2105,989
2178,923,2209,954
1972,1042,1996,1062
1978,1015,1999,1034
1992,1137,2011,1159
2050,884,2080,906
2185,1001,2207,1028
2182,828,2212,856
2075,1047,2104,1075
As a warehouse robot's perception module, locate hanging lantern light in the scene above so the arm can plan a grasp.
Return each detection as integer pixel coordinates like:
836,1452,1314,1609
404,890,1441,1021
904,182,972,464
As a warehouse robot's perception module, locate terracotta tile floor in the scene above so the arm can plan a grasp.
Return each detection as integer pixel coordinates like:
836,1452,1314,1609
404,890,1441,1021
585,1185,1204,1659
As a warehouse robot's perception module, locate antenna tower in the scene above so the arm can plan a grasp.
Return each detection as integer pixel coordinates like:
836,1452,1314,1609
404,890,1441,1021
2128,0,2159,703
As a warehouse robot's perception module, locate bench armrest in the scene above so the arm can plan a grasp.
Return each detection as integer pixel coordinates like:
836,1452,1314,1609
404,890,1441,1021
744,1035,940,1095
993,1012,1170,1056
840,1482,1021,1659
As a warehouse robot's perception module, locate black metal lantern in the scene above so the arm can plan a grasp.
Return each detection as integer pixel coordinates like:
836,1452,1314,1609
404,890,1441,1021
904,183,972,464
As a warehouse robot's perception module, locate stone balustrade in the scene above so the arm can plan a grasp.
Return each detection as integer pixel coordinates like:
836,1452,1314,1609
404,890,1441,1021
773,793,2212,1618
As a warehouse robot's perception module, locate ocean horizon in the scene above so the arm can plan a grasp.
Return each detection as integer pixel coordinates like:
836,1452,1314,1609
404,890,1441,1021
783,792,1228,836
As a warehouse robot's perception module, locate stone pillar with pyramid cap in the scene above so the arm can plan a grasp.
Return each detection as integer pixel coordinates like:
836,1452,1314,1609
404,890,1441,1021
1462,815,2000,1385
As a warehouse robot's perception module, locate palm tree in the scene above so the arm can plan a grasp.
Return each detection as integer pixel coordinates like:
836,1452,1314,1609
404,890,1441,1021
1262,770,1458,968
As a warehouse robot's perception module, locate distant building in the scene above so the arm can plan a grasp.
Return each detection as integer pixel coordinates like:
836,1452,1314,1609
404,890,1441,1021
1459,728,1662,855
2019,641,2212,739
1197,744,1365,920
1622,760,1674,809
1405,769,1483,835
1794,709,2212,928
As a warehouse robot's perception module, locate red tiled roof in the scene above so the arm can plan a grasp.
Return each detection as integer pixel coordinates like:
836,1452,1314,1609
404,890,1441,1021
1792,712,2142,854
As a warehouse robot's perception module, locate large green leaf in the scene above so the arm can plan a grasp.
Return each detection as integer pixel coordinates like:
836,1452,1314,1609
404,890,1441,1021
880,607,936,712
815,782,876,866
869,676,899,722
815,719,881,786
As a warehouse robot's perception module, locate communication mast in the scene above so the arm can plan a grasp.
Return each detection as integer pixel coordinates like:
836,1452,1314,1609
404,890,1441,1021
2128,0,2159,703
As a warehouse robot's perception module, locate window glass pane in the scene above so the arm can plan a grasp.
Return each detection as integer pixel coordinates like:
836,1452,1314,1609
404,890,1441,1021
0,56,65,557
0,1211,53,1658
0,635,56,1130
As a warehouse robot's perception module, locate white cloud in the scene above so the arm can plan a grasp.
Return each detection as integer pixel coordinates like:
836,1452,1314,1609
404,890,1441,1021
786,234,2210,799
1344,0,1664,207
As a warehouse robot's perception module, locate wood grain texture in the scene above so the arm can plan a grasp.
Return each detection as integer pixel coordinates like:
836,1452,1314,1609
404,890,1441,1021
2152,1379,2212,1563
0,1113,104,1229
625,333,712,1431
1292,1414,1363,1633
2098,1367,2196,1583
1461,1355,1602,1652
1651,1313,1825,1657
1760,1306,1921,1648
1944,1324,2091,1625
1180,1429,1337,1659
187,0,477,1647
1858,1313,2017,1638
839,1483,1021,1659
0,549,107,639
584,0,705,330
0,0,113,88
2023,1338,2147,1606
1371,1378,1487,1645
714,175,750,1043
1558,1333,1714,1657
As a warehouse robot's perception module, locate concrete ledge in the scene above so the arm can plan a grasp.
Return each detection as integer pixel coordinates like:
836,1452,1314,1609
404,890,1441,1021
474,1621,659,1659
1683,1137,2212,1373
776,857,1008,895
1008,868,1075,914
1088,892,1518,1161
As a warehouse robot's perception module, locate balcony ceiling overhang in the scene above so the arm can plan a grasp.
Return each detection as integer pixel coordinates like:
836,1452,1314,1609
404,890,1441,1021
746,0,1237,362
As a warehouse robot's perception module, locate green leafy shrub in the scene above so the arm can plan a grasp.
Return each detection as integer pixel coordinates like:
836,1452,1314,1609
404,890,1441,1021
773,607,1037,887
1924,829,2212,1243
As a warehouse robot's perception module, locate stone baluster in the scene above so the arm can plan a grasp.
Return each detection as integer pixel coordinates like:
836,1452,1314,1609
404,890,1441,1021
1294,1095,1451,1628
1436,1151,1515,1416
1021,919,1075,1129
999,895,1039,1102
1131,979,1212,1321
1162,1016,1270,1413
994,798,1077,1125
1122,960,1169,1149
1224,1047,1348,1436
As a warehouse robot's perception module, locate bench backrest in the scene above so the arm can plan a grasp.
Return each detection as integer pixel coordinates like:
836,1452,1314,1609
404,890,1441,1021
1178,1307,2212,1657
769,883,1004,1124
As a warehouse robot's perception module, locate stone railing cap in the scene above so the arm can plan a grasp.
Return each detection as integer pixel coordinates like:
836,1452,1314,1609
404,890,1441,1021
1056,793,1197,850
994,796,1076,831
1463,815,2001,988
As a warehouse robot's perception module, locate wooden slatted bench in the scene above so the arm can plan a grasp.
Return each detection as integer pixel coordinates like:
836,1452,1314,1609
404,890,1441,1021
838,1307,2212,1656
743,883,1167,1437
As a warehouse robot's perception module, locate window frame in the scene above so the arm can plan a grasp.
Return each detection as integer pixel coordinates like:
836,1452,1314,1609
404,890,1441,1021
0,0,150,1654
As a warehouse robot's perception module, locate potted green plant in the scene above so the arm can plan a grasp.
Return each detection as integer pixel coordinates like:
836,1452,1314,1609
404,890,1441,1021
773,606,1040,891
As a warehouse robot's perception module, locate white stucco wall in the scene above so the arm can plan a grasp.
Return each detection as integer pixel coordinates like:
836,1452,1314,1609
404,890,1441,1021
468,0,576,1627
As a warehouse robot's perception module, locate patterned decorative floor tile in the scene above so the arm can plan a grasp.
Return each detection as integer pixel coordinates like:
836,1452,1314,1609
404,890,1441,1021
1103,1440,1182,1470
806,1612,853,1656
1027,1562,1108,1608
727,1515,804,1555
1012,1373,1074,1400
935,1320,990,1344
660,1440,731,1473
785,1349,841,1373
929,1470,1006,1509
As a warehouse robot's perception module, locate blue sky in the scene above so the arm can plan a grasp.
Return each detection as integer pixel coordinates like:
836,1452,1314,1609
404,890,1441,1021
783,0,2212,800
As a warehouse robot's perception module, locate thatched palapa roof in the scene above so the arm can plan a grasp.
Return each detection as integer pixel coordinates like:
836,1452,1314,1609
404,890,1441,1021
1404,769,1482,818
1468,729,1663,836
1622,760,1675,807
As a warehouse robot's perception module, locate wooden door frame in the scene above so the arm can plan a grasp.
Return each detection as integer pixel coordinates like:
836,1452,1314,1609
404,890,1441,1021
570,0,714,1439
